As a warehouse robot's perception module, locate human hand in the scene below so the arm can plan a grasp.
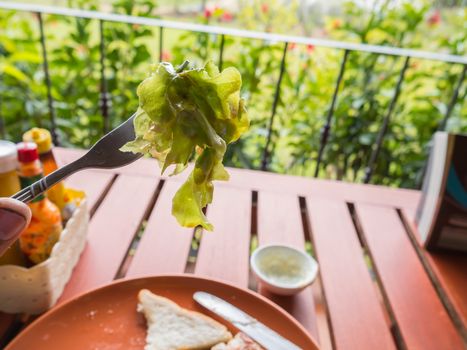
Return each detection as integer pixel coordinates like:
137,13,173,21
0,198,31,256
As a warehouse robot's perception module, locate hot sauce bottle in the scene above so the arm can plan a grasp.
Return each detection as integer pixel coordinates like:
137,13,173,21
23,128,66,211
17,142,62,265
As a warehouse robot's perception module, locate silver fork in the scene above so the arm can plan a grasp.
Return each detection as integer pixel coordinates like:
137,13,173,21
12,113,142,203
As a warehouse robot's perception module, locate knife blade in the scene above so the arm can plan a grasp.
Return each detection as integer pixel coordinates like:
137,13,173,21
193,291,302,350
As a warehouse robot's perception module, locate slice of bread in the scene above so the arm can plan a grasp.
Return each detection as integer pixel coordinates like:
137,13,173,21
137,289,232,350
212,332,264,350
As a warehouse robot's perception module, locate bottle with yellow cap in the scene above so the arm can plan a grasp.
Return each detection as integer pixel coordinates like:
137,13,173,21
23,128,66,211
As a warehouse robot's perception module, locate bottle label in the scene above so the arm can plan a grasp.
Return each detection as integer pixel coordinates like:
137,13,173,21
20,174,45,203
19,222,62,264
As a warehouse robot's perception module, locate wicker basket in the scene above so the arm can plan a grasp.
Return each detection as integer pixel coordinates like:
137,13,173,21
0,200,89,314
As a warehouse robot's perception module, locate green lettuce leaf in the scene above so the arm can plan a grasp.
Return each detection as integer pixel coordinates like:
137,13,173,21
121,61,249,230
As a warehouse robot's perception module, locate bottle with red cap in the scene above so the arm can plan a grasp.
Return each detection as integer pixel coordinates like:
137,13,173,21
17,142,62,265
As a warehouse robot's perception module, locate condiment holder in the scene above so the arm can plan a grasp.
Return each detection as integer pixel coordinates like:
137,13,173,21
0,200,88,314
251,244,318,296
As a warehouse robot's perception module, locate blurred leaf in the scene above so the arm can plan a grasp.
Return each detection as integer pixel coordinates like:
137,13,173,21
0,62,30,82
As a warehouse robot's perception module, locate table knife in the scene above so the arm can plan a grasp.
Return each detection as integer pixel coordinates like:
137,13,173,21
193,291,302,350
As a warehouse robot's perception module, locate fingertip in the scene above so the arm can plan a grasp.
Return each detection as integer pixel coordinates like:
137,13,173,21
0,198,31,227
0,209,27,241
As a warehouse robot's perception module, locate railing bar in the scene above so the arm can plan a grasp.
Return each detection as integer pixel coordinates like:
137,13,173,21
261,42,288,171
314,49,349,177
363,56,410,184
218,34,225,71
1,2,465,64
99,19,110,135
159,26,164,62
38,12,59,146
437,64,466,132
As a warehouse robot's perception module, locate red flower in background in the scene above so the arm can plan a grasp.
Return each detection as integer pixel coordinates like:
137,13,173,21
261,3,268,14
204,8,212,19
222,11,233,22
161,50,171,61
427,10,441,26
307,44,315,54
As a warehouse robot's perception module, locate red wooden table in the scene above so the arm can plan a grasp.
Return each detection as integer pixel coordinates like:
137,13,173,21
1,147,466,349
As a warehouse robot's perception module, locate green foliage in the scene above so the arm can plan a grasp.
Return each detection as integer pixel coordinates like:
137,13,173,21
1,0,158,147
0,0,465,189
317,1,467,187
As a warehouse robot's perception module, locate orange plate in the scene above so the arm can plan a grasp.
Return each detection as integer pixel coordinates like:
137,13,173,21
6,274,318,350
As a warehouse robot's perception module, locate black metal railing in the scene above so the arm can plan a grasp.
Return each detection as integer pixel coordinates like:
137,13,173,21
0,1,466,185
314,49,349,178
37,11,59,146
261,42,288,171
363,56,410,184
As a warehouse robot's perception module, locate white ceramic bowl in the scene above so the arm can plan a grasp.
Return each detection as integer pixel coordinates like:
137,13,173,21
250,244,318,296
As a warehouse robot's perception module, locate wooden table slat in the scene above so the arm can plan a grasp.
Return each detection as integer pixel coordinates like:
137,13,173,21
403,209,467,333
306,197,396,350
126,181,194,277
256,191,319,340
421,251,467,336
58,174,159,303
195,187,251,288
356,204,464,349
